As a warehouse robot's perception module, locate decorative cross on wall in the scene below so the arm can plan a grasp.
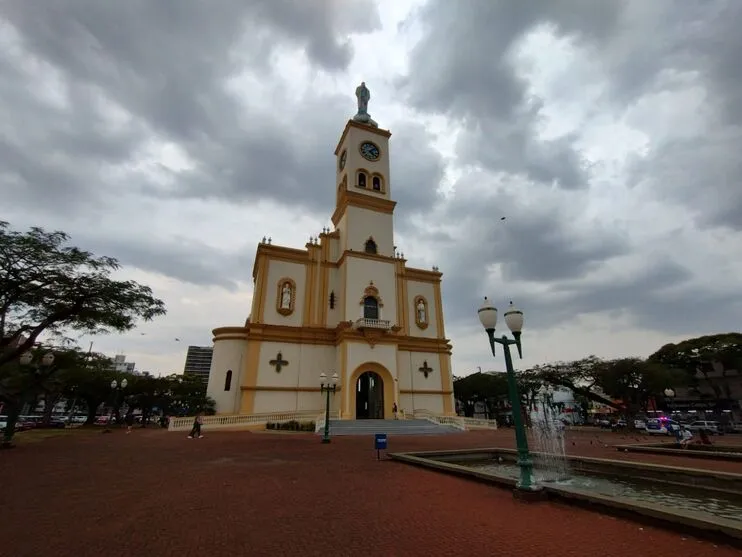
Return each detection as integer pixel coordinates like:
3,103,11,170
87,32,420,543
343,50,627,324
418,360,434,379
269,352,289,373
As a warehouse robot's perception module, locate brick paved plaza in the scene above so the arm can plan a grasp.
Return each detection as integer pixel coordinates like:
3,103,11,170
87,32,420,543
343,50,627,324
1,428,739,557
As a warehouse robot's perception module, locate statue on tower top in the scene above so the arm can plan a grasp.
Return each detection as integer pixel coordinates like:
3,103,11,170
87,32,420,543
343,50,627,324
353,81,378,127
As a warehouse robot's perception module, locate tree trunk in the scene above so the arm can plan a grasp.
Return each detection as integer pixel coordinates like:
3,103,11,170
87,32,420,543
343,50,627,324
1,402,20,448
42,393,57,426
84,399,98,425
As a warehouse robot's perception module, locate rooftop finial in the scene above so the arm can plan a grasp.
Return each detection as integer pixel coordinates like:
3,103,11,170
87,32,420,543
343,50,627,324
353,81,377,127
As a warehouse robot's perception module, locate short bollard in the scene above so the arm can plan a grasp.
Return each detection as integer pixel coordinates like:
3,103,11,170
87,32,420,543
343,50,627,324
375,433,388,460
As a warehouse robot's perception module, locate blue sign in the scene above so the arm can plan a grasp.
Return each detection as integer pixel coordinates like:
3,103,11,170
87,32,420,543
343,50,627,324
374,433,388,450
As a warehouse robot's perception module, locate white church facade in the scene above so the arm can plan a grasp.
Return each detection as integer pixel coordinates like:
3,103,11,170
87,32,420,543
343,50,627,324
206,83,455,420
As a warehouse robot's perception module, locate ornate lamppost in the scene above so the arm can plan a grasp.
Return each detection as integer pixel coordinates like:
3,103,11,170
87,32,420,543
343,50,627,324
478,297,542,497
663,387,676,416
18,351,56,415
106,378,128,430
319,372,338,444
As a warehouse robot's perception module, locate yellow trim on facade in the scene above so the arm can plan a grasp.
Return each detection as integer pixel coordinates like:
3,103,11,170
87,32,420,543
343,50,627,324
213,323,452,353
433,280,446,338
239,339,262,414
395,260,407,333
405,266,442,284
347,361,395,419
302,258,313,326
319,235,331,326
399,389,453,395
334,119,392,156
240,385,343,393
252,244,309,279
438,352,454,415
339,342,348,417
400,266,410,335
254,256,269,323
331,189,397,226
337,249,396,267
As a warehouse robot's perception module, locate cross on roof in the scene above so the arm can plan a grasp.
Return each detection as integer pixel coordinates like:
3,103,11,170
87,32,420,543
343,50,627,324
418,360,434,379
269,352,289,373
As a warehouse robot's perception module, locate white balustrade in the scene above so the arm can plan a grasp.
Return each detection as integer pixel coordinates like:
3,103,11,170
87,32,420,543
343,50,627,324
168,410,323,432
353,318,391,330
169,409,496,432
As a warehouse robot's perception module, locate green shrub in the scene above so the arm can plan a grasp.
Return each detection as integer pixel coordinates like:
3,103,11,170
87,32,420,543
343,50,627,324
265,420,316,431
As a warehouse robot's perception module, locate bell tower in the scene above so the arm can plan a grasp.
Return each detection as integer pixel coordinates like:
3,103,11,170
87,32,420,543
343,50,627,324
331,82,396,258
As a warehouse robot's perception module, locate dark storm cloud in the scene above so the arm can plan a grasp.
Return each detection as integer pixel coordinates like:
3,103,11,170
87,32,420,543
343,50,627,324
78,234,254,292
0,0,390,284
396,0,742,342
397,0,622,190
0,0,383,209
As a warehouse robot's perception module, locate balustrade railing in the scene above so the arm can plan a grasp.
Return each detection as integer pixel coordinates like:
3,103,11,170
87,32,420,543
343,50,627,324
353,318,391,330
168,409,496,432
314,410,341,432
168,410,322,432
410,409,498,430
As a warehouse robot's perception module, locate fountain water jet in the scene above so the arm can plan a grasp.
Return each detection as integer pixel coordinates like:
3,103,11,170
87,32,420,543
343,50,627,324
530,384,570,483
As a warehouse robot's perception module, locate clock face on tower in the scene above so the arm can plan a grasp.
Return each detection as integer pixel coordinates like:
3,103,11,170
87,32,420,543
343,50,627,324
359,141,380,162
339,149,347,171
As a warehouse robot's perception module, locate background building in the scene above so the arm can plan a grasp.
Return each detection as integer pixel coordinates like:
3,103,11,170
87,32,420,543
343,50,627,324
111,354,135,373
183,346,213,384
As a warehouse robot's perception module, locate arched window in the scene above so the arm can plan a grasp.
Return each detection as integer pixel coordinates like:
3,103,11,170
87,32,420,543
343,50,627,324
224,369,233,391
363,296,379,320
358,172,367,188
372,175,382,191
364,238,377,254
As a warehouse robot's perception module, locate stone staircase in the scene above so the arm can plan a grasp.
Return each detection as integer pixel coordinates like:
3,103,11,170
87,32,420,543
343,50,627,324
320,418,463,437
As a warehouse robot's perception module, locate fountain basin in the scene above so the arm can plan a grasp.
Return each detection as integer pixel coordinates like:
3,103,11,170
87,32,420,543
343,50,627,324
390,448,742,548
616,442,742,462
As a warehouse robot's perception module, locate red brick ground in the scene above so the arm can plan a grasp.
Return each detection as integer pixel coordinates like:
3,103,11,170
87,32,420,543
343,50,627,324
0,428,739,557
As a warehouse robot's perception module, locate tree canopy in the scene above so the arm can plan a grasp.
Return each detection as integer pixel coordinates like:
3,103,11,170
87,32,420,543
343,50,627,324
648,333,742,374
0,222,166,367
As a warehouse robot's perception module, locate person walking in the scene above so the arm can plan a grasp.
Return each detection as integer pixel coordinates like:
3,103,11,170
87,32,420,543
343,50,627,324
392,402,398,420
187,412,204,439
679,426,694,448
124,411,135,434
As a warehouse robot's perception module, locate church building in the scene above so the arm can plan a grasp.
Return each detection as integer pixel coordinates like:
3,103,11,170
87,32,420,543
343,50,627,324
206,83,455,420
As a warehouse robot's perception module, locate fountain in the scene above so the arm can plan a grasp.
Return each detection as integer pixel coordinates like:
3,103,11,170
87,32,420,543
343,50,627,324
529,384,570,482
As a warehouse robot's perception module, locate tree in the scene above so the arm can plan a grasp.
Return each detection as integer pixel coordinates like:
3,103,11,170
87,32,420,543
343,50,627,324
125,374,169,426
649,333,742,372
61,352,119,426
160,374,216,417
0,222,166,368
529,356,624,410
649,333,742,397
453,372,508,418
0,343,91,443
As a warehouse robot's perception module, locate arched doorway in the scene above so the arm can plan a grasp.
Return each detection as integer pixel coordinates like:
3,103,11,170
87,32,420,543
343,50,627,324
356,371,384,419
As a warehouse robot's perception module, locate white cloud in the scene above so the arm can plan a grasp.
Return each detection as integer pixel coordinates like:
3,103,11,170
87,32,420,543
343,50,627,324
3,0,740,380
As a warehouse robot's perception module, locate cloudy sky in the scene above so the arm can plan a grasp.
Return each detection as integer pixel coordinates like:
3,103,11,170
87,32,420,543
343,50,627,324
2,0,741,377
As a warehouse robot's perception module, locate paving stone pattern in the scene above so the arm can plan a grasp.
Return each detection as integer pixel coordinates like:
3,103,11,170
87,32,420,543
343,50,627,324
0,428,739,557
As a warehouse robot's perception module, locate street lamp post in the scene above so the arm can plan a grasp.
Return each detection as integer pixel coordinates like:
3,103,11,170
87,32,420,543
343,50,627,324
18,351,56,415
478,297,543,497
664,387,676,416
106,378,128,430
319,372,339,444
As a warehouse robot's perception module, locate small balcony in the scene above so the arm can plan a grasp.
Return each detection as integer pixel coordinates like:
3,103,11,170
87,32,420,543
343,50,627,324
353,318,391,330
